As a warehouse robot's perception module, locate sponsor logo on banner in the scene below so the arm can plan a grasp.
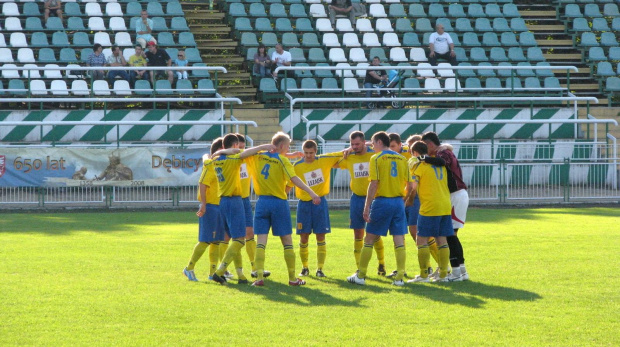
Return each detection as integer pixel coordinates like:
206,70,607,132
304,168,324,187
0,155,5,178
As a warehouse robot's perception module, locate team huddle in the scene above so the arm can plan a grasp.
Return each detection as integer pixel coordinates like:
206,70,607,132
183,129,470,287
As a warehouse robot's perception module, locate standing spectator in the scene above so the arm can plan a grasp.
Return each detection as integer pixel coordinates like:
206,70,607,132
173,50,189,80
145,42,174,86
428,24,457,67
253,44,271,78
328,0,354,28
128,45,150,87
87,43,106,81
44,0,63,24
363,56,387,108
107,45,130,86
271,43,292,81
135,10,157,49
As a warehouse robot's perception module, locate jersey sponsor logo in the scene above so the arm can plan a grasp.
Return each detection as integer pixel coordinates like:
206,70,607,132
354,162,369,178
239,163,249,180
0,155,5,178
304,168,324,187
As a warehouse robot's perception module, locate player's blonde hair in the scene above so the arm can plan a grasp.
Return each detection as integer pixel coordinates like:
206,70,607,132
406,134,422,146
271,131,291,147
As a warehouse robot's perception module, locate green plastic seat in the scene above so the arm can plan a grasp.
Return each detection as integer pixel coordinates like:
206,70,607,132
26,17,44,30
535,62,554,77
154,80,173,95
126,2,143,17
134,80,153,95
500,32,519,46
595,62,615,77
228,3,247,17
468,4,486,18
63,2,81,16
30,32,49,47
235,17,252,32
604,4,620,17
408,4,426,18
321,77,339,93
39,48,57,63
269,3,287,17
510,18,528,32
255,18,273,32
402,33,420,46
289,4,307,17
584,4,602,17
502,4,520,18
454,47,467,62
147,2,165,16
485,4,502,17
613,18,620,31
482,32,500,47
197,79,215,95
261,32,278,47
449,32,460,46
191,63,211,78
609,47,620,60
389,4,407,17
295,64,313,78
282,33,300,48
591,18,610,31
519,32,537,47
495,62,513,77
600,32,619,47
485,77,501,90
52,32,70,47
456,18,474,32
505,77,522,89
308,48,327,63
465,77,481,90
475,18,493,32
260,78,278,93
241,32,259,47
516,62,536,77
493,18,511,32
9,79,27,96
302,33,321,47
46,17,64,30
72,32,91,47
477,62,496,77
158,32,175,46
579,32,598,47
436,18,453,32
59,48,77,62
564,4,582,18
175,79,194,95
395,18,414,33
463,32,481,47
290,47,306,63
170,17,188,30
294,18,312,32
604,77,620,91
403,78,420,93
369,47,387,62
68,17,85,30
300,78,318,91
179,32,197,46
276,18,294,32
524,77,541,89
544,77,561,89
428,4,446,17
490,47,509,62
249,3,267,17
314,63,333,78
470,48,488,63
457,62,476,77
415,18,433,32
448,4,466,17
527,47,545,62
185,48,202,63
167,2,184,16
508,47,527,62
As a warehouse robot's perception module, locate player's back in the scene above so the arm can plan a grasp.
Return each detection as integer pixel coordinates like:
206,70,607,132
213,154,243,197
412,162,451,216
370,150,409,198
197,160,221,205
247,152,296,200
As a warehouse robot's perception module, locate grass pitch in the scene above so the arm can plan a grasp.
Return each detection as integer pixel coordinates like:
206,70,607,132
0,207,618,346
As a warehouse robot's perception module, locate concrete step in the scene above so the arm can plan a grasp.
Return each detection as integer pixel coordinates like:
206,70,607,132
521,10,556,17
527,24,566,31
537,39,573,47
561,83,599,90
544,53,582,60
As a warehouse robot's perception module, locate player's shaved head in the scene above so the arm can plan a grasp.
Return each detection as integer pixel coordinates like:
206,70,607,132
271,131,291,147
371,131,390,148
349,131,365,142
302,140,318,151
211,137,224,155
223,133,239,149
411,141,428,156
406,134,422,146
388,133,402,145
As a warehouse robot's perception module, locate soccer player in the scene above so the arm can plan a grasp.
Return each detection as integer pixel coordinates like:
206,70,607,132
245,132,321,286
347,131,412,286
408,141,452,283
292,140,343,277
183,138,225,281
210,134,275,285
337,131,387,275
422,132,470,281
388,133,411,159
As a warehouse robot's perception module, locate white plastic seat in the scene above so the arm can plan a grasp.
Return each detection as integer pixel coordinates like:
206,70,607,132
356,62,369,78
102,48,112,61
2,3,19,16
349,48,367,62
309,4,327,17
410,48,428,62
304,0,321,3
363,33,381,47
17,48,35,63
51,80,69,96
416,63,435,77
123,48,136,61
105,2,123,16
10,33,28,47
4,17,22,31
356,19,374,32
71,80,90,96
322,33,340,47
364,0,381,3
88,17,106,31
390,47,407,62
113,80,131,95
0,34,6,47
444,78,462,92
94,32,112,46
85,3,102,16
382,33,400,47
22,64,41,78
375,18,393,32
2,63,19,78
109,17,127,31
93,80,111,96
316,18,333,32
344,78,360,93
336,19,354,32
43,64,62,79
437,63,455,78
65,64,82,79
369,4,387,17
329,48,347,62
114,32,132,47
29,80,48,95
0,48,14,63
343,33,361,47
424,78,442,92
335,63,354,77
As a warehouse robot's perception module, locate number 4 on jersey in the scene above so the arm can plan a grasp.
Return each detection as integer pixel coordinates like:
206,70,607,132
261,164,271,179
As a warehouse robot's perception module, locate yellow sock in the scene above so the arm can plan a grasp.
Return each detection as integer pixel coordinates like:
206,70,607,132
233,246,247,281
417,245,430,278
299,242,309,268
283,245,296,281
245,238,257,271
394,245,406,281
219,241,229,263
215,239,244,276
374,237,385,265
208,242,219,276
186,242,208,270
428,238,440,267
317,241,326,270
358,243,374,279
354,238,363,268
438,244,450,279
255,243,266,281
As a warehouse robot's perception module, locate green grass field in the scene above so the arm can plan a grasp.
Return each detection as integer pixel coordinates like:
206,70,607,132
0,207,618,346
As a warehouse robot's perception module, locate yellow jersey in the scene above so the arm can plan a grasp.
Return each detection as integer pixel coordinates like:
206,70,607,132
197,160,220,205
246,152,297,200
212,154,244,197
369,150,410,198
411,162,451,216
337,151,374,196
399,145,412,159
292,152,343,201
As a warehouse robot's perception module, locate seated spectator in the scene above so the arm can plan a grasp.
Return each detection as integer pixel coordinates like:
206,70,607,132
135,10,157,49
253,44,271,77
428,24,457,67
107,45,130,86
128,45,150,87
87,43,106,80
145,41,174,86
363,56,387,108
45,0,63,24
271,43,293,80
173,50,189,80
328,0,354,27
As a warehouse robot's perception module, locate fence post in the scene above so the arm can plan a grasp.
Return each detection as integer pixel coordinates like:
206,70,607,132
562,158,570,202
38,187,45,207
499,159,507,203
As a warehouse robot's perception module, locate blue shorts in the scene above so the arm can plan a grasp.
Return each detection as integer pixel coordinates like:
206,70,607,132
405,195,421,226
349,194,366,230
198,203,225,243
366,197,407,237
254,195,292,237
219,196,246,239
417,215,455,238
242,197,254,228
296,197,331,235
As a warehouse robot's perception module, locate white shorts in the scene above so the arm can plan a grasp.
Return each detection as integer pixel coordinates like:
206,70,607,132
450,189,469,229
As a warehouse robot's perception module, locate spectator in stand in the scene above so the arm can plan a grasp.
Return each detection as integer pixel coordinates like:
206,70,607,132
363,56,387,108
87,43,106,81
145,41,174,86
328,0,354,28
428,24,457,67
44,0,63,24
135,10,157,49
271,43,292,81
173,50,189,80
253,44,271,78
107,45,130,86
128,45,150,87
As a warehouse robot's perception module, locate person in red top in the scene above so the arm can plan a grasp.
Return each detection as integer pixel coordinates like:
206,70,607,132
421,131,469,282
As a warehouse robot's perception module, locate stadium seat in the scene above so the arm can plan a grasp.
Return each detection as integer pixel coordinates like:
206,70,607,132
109,17,127,31
59,48,77,62
395,18,414,33
2,64,19,79
383,33,401,47
89,17,106,31
609,47,620,61
508,47,527,62
174,79,193,95
94,33,112,46
68,17,86,31
465,77,481,90
147,2,165,16
415,18,433,32
334,63,354,78
527,47,545,62
535,62,554,77
477,62,496,77
92,80,111,96
52,32,70,47
8,79,27,96
583,4,602,18
261,33,278,47
167,2,184,16
369,47,387,62
2,2,19,16
468,4,485,18
463,32,481,47
355,62,369,78
502,4,520,18
485,4,502,17
456,18,474,32
490,47,509,62
336,19,354,32
4,17,22,31
343,78,360,93
424,78,442,93
329,48,347,63
197,79,215,95
613,18,620,31
44,64,62,79
294,63,313,78
252,18,271,32
457,62,476,78
591,18,610,31
444,78,462,92
501,32,519,47
320,78,339,93
389,4,407,17
316,19,334,32
51,80,69,96
10,33,28,48
38,48,57,63
179,32,197,47
241,33,259,47
595,62,615,76
309,4,327,17
29,80,48,96
600,33,619,47
470,47,488,62
417,63,434,77
516,62,536,77
449,4,466,17
409,47,427,62
437,63,455,77
475,18,493,32
510,18,528,32
429,4,446,17
505,77,522,90
362,33,380,47
106,3,123,16
154,80,173,95
66,64,83,79
171,18,189,31
482,33,500,47
343,33,361,47
22,64,41,79
496,62,513,77
604,4,620,17
277,18,295,32
24,3,41,17
279,78,297,92
436,18,453,32
228,4,247,18
375,19,394,32
564,4,582,18
524,77,541,89
493,18,511,32
402,33,420,46
283,33,300,48
323,33,340,47
309,48,327,63
127,2,143,17
301,33,321,48
72,32,91,47
314,63,333,78
290,47,306,63
70,80,90,96
369,4,387,17
17,48,35,63
299,78,318,92
389,48,407,62
356,18,374,32
25,17,43,31
157,32,175,47
403,78,420,93
544,77,561,89
579,32,598,47
485,77,502,90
